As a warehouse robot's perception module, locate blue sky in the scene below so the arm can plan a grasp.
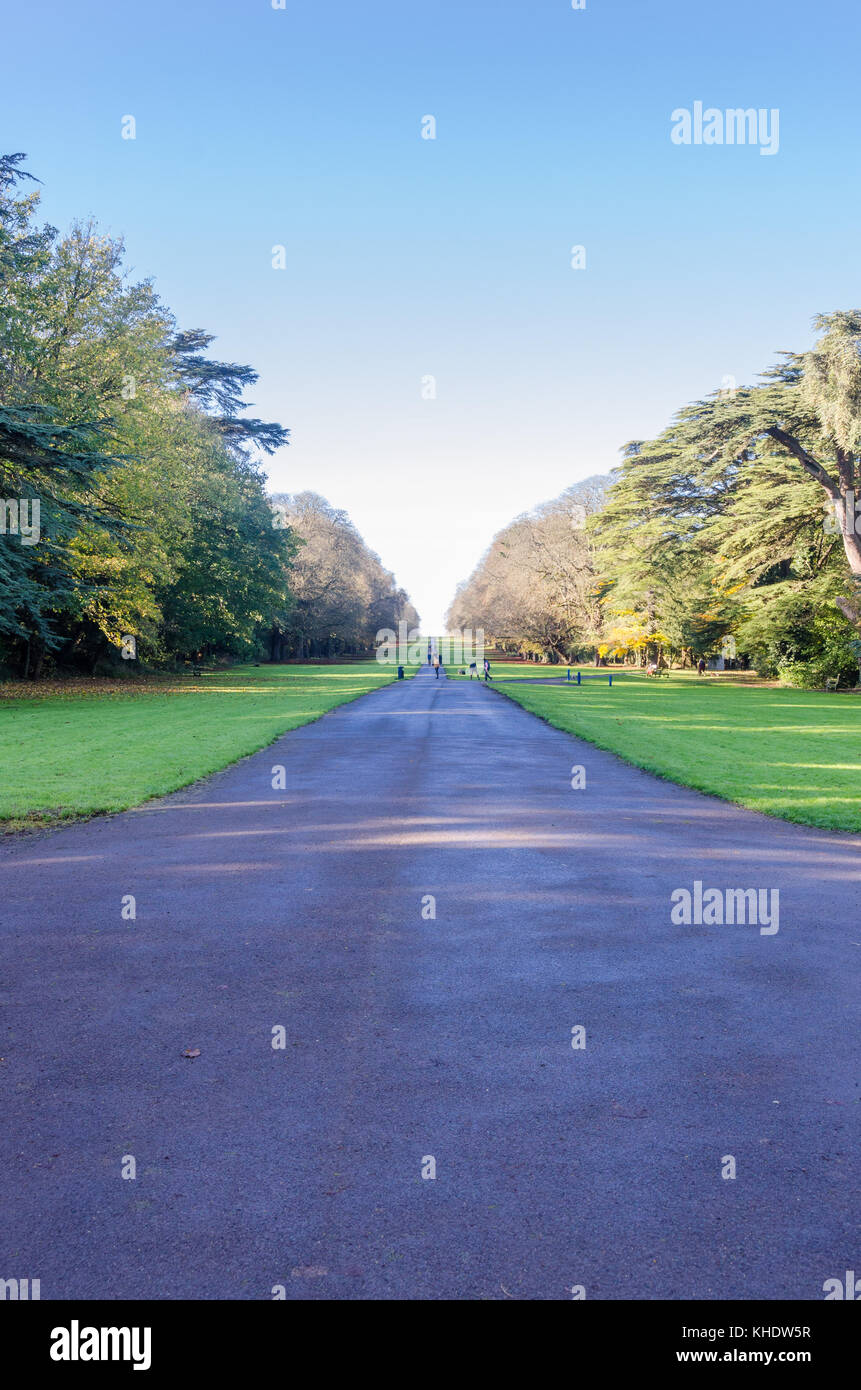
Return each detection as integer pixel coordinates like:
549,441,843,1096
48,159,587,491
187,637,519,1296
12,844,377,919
3,0,860,629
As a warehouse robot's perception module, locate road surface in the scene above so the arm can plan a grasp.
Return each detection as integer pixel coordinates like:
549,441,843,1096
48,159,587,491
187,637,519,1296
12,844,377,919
1,665,858,1299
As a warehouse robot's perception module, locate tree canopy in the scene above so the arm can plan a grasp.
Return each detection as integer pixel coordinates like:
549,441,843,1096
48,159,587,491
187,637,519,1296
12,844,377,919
267,492,419,660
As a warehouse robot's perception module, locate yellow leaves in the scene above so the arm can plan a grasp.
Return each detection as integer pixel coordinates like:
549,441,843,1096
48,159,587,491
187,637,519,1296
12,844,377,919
601,617,672,658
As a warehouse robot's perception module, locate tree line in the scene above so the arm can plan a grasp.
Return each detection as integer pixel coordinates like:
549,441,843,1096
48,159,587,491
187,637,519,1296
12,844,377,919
448,312,861,687
268,492,418,660
0,154,415,676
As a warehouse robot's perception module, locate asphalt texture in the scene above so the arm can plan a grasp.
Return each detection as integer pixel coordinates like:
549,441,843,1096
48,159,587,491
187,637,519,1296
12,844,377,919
0,664,858,1300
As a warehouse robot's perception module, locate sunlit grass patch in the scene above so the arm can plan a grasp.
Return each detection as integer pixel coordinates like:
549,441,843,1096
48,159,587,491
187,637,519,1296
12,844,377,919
491,666,861,832
0,662,395,831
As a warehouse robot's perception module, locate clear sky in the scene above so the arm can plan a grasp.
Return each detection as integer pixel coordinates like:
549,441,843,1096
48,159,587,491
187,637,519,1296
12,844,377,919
3,0,860,630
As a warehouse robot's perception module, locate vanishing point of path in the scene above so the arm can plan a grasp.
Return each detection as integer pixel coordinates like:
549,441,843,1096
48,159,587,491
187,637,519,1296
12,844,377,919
1,665,858,1299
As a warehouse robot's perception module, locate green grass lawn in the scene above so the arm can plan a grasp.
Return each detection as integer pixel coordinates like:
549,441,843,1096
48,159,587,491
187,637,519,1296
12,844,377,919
471,664,861,832
0,662,399,831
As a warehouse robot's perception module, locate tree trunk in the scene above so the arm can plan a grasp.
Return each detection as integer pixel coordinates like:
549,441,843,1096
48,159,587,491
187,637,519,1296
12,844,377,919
29,637,45,680
839,525,861,579
835,503,861,654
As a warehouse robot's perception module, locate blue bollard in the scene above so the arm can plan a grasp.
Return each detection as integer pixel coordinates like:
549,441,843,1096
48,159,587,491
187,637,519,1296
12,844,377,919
577,670,581,686
609,673,613,687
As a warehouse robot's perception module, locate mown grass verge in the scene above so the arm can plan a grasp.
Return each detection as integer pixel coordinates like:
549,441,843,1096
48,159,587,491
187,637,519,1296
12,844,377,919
0,662,396,832
476,664,861,832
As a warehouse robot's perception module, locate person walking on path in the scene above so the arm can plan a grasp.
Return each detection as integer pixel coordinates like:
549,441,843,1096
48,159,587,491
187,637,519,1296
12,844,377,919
433,654,440,679
483,658,492,682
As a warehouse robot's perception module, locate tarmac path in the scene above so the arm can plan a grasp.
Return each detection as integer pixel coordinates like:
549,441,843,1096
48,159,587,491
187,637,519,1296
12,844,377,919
0,664,858,1300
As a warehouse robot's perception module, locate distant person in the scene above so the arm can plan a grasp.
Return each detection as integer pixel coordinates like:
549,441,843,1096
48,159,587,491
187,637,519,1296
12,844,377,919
469,661,477,679
697,657,706,675
433,654,440,679
483,658,492,682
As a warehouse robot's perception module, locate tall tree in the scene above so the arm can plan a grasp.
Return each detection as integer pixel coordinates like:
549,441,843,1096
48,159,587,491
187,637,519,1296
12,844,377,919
268,492,418,659
664,312,861,624
1,152,297,673
447,479,606,661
